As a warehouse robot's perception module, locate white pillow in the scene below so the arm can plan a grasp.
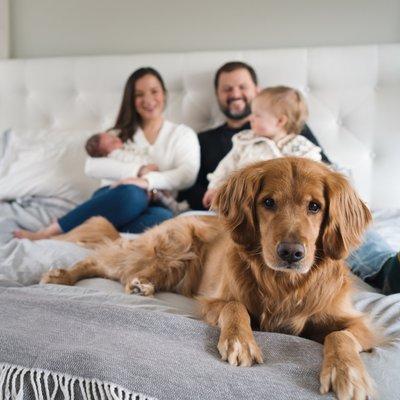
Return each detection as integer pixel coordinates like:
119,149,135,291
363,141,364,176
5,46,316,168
0,129,99,204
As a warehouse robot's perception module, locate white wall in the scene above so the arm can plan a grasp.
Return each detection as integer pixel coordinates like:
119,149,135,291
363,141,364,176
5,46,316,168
9,0,400,58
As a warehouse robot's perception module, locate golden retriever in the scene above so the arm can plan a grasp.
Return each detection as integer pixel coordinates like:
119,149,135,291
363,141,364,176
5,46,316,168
41,157,377,400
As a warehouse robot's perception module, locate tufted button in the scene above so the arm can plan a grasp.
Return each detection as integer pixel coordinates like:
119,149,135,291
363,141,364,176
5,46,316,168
304,86,311,93
41,114,54,126
49,118,58,128
370,151,376,159
337,119,343,127
75,92,85,103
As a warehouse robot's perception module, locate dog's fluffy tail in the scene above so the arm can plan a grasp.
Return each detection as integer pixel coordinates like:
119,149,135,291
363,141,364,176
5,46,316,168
53,216,120,248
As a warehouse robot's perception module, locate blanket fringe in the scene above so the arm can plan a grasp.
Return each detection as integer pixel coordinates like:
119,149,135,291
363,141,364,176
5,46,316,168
0,363,157,400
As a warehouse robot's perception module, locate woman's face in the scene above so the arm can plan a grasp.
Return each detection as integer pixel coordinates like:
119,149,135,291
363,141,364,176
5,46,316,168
134,74,165,122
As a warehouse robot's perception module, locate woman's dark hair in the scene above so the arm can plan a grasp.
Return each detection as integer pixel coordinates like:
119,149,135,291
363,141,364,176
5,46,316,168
112,67,167,142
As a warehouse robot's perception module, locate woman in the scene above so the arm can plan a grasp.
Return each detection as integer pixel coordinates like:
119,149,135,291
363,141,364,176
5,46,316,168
14,67,200,239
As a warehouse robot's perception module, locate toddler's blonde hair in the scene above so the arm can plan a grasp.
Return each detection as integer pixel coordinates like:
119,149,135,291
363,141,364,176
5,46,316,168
254,86,308,135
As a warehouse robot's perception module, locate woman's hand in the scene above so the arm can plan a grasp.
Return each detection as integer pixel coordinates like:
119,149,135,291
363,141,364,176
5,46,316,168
202,188,217,209
111,177,149,190
138,164,159,177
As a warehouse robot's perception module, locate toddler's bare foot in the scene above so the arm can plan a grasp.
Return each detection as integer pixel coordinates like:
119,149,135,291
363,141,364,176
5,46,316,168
13,229,53,240
13,221,62,241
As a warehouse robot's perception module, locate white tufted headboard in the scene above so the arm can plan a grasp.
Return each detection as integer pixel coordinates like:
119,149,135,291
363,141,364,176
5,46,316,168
0,44,399,208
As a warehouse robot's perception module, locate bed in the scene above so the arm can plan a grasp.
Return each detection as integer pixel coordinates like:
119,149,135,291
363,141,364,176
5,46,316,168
1,44,400,400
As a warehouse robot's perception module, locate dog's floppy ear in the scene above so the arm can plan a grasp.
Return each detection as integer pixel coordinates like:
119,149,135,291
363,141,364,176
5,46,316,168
212,165,264,249
322,171,372,260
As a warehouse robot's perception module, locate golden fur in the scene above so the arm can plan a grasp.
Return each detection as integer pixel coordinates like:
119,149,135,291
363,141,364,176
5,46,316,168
52,216,120,248
42,157,377,400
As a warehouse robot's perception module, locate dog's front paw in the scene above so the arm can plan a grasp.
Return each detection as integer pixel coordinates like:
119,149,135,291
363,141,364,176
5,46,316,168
125,278,155,296
320,353,374,400
40,269,75,285
218,333,263,367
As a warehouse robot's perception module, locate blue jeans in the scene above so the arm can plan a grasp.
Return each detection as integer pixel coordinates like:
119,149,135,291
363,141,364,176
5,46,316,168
58,185,173,234
346,229,396,279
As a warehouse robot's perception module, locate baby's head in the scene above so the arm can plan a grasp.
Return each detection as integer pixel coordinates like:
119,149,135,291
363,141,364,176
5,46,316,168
250,86,308,140
85,132,123,157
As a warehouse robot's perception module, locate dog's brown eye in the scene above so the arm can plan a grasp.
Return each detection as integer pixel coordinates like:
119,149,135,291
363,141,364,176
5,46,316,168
264,198,275,209
308,201,320,213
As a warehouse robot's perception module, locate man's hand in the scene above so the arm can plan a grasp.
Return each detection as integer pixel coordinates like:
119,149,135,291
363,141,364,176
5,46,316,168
111,177,149,190
202,188,217,209
138,164,159,177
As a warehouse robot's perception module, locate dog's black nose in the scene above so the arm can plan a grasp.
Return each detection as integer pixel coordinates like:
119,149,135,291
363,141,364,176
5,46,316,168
277,242,305,263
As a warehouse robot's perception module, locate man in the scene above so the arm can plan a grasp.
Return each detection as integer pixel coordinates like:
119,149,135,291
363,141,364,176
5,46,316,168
179,61,329,210
179,61,400,295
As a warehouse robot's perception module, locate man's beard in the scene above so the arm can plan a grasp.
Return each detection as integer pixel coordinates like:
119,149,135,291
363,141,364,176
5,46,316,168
219,98,252,121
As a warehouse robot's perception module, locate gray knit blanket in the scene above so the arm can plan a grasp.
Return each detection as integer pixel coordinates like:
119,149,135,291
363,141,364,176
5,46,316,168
1,281,400,400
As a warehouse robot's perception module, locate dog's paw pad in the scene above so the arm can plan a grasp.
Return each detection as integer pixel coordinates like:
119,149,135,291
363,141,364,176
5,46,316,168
218,336,263,367
320,355,375,399
131,285,141,294
127,278,155,296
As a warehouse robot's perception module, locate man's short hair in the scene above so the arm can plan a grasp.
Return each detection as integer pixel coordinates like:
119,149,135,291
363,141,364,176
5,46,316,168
214,61,258,90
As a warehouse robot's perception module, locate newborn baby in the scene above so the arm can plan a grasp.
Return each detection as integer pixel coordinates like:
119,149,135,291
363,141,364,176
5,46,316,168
85,132,189,215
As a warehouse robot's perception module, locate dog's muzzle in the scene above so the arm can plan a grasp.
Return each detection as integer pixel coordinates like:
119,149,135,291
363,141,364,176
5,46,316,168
276,242,305,270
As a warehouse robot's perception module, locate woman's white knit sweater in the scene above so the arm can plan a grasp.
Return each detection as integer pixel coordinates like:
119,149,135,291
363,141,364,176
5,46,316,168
85,120,200,192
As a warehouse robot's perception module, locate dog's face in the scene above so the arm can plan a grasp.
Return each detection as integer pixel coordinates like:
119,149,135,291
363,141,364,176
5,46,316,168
213,157,371,274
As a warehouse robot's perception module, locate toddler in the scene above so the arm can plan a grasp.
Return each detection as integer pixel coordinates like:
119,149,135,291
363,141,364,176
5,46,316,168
203,86,322,207
85,132,189,215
